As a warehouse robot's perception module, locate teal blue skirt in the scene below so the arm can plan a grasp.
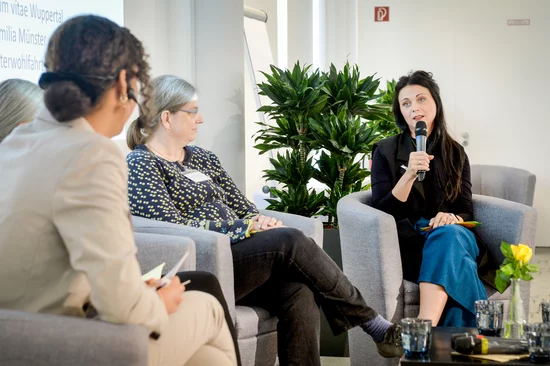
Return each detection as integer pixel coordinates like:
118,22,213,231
415,218,487,327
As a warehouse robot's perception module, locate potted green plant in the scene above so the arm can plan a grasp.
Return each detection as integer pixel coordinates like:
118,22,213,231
255,62,398,224
254,62,327,217
311,62,388,228
368,79,401,141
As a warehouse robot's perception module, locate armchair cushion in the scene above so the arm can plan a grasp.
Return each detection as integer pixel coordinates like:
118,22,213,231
260,209,324,247
134,232,196,274
337,191,403,320
471,165,536,206
472,194,537,266
0,309,148,366
132,215,235,319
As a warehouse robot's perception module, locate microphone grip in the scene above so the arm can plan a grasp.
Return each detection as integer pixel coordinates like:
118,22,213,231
415,134,427,182
454,336,528,355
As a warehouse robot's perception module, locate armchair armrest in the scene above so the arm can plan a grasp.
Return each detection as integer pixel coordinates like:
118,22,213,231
473,194,538,265
0,309,148,366
134,232,196,274
260,209,324,247
132,216,235,319
337,191,403,320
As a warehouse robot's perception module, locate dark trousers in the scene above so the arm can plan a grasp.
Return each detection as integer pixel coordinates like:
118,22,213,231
176,271,241,366
231,228,377,366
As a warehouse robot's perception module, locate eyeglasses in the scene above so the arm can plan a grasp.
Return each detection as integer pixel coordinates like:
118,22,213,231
179,108,199,116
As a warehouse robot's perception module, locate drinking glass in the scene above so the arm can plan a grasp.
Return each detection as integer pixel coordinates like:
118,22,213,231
475,300,504,336
542,300,549,324
401,318,432,358
526,323,550,364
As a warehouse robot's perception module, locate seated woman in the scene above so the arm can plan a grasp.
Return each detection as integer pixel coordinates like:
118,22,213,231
0,78,43,142
370,70,490,327
0,15,238,366
126,75,404,365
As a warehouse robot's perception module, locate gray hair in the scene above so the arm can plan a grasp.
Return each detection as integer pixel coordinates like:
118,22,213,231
0,79,43,142
127,75,197,150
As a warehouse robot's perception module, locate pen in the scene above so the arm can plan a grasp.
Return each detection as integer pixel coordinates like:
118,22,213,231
181,280,191,286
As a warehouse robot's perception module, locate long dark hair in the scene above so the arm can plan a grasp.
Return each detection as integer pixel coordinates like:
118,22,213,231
393,70,465,202
40,15,151,123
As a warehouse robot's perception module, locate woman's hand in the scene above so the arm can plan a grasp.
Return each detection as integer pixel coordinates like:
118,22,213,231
251,215,284,231
429,212,459,228
154,277,185,314
406,151,434,179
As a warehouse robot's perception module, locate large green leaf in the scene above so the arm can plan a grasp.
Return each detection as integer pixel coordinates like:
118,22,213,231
265,186,325,217
261,151,316,188
309,111,379,159
501,241,514,259
321,62,382,120
368,79,401,140
495,270,510,294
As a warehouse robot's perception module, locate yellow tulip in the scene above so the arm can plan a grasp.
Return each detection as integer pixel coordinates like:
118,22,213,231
511,243,533,263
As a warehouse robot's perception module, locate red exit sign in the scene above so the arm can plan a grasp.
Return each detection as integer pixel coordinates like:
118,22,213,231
375,6,390,22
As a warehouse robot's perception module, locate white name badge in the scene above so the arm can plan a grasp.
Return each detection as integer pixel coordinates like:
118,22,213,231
183,169,212,183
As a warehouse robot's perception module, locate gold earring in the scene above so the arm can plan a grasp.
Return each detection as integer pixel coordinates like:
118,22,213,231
120,94,128,103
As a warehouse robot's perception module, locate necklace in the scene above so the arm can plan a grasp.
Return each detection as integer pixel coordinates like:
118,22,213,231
146,144,184,164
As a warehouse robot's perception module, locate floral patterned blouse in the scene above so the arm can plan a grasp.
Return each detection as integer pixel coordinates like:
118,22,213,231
127,144,259,243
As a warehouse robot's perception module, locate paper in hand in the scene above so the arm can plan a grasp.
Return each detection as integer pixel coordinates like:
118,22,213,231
158,251,189,289
141,263,166,281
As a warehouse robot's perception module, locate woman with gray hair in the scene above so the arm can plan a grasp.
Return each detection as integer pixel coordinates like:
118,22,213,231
0,78,43,142
127,75,404,365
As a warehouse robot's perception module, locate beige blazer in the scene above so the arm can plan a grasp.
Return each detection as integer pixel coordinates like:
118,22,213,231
0,108,168,335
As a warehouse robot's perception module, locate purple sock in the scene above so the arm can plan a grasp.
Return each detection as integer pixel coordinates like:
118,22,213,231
360,315,392,343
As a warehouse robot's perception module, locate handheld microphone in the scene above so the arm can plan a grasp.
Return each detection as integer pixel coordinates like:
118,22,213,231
453,335,528,355
415,121,428,182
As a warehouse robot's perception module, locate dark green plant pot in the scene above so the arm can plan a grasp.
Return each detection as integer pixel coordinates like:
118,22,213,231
320,227,349,357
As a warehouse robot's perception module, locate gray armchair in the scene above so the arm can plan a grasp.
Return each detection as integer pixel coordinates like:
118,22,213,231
337,191,537,366
131,209,324,366
0,232,196,366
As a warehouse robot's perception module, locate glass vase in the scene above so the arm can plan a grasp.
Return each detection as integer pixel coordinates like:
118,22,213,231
503,278,526,339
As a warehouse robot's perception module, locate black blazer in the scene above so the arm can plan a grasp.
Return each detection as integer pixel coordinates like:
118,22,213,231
371,133,495,288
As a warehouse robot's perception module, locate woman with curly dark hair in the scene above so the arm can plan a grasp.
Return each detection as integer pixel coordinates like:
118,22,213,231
0,15,237,366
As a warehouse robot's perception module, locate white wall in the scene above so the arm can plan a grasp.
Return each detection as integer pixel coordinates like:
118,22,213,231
118,0,194,156
353,0,550,246
324,0,358,70
288,0,314,66
194,0,245,189
124,0,247,190
123,0,194,80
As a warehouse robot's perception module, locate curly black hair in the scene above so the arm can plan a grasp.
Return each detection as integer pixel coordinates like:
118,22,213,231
42,15,152,123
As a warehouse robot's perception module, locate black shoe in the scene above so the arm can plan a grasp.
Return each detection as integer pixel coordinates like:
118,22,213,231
375,323,404,358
